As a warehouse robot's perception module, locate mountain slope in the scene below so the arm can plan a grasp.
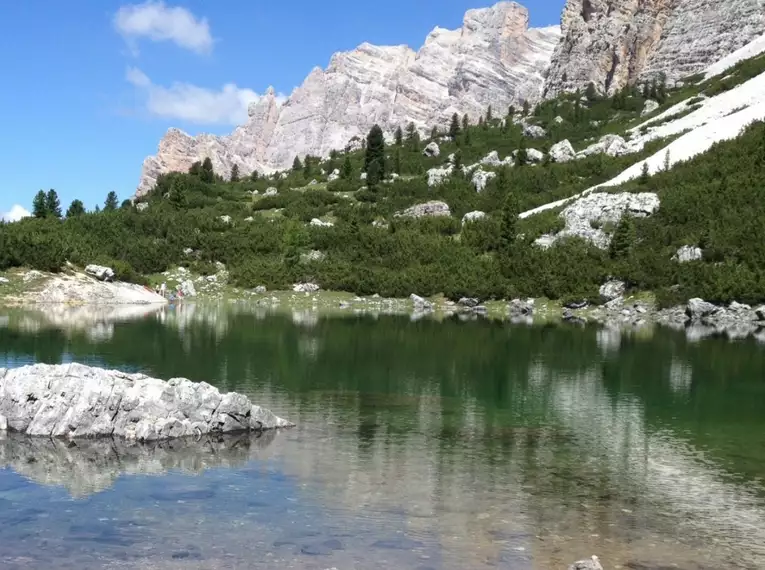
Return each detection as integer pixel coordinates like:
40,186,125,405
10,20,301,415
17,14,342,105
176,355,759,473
136,1,560,197
543,0,765,97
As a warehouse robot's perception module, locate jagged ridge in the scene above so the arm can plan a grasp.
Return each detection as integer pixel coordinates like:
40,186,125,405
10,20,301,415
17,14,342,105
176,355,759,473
136,1,560,197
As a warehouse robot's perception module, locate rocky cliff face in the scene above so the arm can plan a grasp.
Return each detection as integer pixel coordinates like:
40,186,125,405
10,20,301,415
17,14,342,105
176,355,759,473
136,2,560,197
544,0,765,97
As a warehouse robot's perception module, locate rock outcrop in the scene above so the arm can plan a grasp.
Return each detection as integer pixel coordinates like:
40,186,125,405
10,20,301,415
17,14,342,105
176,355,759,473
544,0,765,96
26,272,167,305
535,192,660,249
136,2,560,197
0,363,293,441
395,201,451,218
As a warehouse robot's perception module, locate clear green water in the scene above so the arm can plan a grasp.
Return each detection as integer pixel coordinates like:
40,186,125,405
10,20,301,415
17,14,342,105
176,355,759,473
1,304,764,569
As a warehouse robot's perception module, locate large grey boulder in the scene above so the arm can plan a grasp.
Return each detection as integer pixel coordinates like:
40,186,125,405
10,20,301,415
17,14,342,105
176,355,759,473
599,280,626,303
579,134,632,158
549,139,576,163
427,165,454,187
179,279,197,297
673,245,703,263
642,99,660,116
462,211,487,225
536,192,660,249
0,363,293,441
85,265,115,282
423,141,441,157
755,306,765,321
396,201,451,218
293,282,320,293
686,298,718,320
472,169,496,192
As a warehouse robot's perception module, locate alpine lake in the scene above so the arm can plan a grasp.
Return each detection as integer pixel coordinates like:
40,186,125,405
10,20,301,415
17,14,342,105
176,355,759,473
0,301,764,570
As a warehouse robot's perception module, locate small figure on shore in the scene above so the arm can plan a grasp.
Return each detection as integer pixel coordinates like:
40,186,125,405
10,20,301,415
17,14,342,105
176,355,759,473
159,282,166,297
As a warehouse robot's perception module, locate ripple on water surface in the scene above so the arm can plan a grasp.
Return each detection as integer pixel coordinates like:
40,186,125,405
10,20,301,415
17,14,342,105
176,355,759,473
1,307,765,569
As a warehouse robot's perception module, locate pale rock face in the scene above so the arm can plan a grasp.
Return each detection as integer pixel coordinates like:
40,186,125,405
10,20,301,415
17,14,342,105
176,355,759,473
642,99,661,116
536,192,660,249
462,210,487,224
599,280,626,302
549,139,576,162
472,169,497,192
544,0,765,96
396,201,452,218
0,363,292,441
427,164,454,187
423,141,441,157
136,2,561,198
578,134,632,158
674,245,703,263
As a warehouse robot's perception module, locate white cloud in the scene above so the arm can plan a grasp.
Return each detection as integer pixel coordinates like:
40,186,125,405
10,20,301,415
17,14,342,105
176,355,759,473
114,1,213,55
126,67,286,125
1,205,31,223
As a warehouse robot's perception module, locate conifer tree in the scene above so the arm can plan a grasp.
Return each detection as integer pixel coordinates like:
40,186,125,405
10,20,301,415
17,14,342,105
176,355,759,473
364,125,386,186
394,126,403,146
200,157,214,183
609,214,636,259
250,169,259,182
303,155,313,178
46,189,62,218
341,155,353,179
66,199,85,218
405,122,420,152
32,190,48,219
486,105,493,122
394,148,402,174
522,100,530,116
230,164,240,182
585,82,598,101
663,150,671,172
430,126,438,140
104,191,119,212
188,161,202,176
292,155,303,172
453,149,462,170
498,171,519,257
515,138,528,167
639,162,650,184
462,114,469,130
449,113,461,139
507,105,516,119
168,177,188,209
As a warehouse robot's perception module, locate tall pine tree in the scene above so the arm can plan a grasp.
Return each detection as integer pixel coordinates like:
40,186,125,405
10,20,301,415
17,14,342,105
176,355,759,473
230,164,240,182
364,124,386,186
66,199,85,218
46,189,62,218
32,190,48,219
449,113,461,139
200,157,214,183
394,126,403,146
104,191,119,211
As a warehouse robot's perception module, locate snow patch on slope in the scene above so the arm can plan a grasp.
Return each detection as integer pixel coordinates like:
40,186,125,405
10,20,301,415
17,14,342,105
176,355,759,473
703,33,765,79
521,67,765,219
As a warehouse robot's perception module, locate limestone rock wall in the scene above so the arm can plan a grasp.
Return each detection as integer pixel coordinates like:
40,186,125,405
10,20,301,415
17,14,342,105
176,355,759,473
135,2,560,197
543,0,765,97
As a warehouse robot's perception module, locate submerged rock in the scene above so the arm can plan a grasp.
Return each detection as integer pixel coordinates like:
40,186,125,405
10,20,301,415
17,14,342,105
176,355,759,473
0,363,293,441
568,555,603,570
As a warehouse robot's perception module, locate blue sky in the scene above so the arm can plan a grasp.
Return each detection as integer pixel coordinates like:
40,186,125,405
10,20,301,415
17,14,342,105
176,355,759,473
0,1,564,220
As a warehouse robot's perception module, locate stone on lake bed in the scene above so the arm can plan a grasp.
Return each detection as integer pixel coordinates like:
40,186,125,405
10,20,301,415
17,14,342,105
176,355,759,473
0,363,293,441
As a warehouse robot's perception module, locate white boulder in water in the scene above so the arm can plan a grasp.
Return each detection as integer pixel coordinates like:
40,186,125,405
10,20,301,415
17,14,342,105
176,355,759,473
0,363,293,441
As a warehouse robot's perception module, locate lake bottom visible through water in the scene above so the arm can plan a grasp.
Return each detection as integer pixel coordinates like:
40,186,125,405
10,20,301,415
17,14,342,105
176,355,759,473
0,304,764,569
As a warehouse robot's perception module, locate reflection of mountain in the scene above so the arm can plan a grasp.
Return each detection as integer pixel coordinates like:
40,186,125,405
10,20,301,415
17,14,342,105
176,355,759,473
0,431,278,498
2,309,765,568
